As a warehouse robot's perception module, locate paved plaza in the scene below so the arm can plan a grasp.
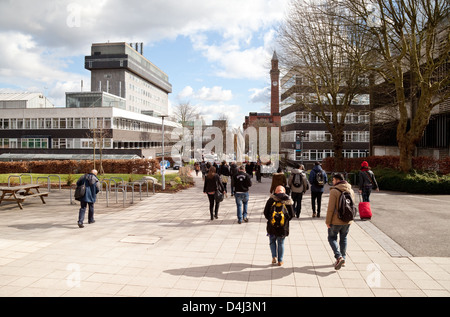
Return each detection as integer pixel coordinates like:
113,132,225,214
0,171,449,298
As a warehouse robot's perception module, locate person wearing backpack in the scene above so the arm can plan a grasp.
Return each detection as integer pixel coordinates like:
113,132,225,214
76,169,100,228
263,185,294,266
288,163,309,218
325,173,355,270
308,162,328,218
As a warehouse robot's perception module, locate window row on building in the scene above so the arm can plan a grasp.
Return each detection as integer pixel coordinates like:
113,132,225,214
286,149,369,161
0,138,164,150
0,117,165,133
281,130,370,143
281,111,370,126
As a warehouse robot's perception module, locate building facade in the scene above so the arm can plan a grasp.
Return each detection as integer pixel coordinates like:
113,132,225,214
0,42,180,161
280,69,371,169
85,42,172,117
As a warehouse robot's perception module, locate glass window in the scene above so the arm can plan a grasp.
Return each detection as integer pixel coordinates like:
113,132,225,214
59,118,66,129
52,118,59,129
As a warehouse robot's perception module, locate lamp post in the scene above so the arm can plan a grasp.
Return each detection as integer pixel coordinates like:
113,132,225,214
159,114,169,190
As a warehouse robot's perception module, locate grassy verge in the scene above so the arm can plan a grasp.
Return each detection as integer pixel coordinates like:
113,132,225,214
0,172,194,192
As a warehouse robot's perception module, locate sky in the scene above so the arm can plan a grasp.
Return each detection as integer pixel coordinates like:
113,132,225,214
0,0,291,128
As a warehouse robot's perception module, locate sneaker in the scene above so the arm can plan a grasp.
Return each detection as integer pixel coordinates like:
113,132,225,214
334,257,345,270
244,217,248,222
272,257,277,264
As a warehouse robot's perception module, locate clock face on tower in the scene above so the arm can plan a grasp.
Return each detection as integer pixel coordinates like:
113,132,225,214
272,81,278,86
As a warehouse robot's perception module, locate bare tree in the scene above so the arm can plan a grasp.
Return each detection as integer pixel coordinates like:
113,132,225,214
171,101,200,127
337,0,450,172
278,0,373,170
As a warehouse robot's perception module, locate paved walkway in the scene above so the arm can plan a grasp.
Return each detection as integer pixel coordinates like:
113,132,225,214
0,172,449,297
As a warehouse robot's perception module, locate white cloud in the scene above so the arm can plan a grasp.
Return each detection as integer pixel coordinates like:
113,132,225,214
249,87,271,104
177,85,232,102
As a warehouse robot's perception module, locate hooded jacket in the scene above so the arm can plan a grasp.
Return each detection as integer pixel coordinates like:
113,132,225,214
76,173,100,203
263,193,295,237
288,168,309,194
326,181,355,226
308,165,327,193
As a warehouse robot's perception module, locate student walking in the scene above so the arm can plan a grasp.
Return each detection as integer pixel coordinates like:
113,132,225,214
359,161,379,202
76,169,100,228
263,185,294,266
325,173,355,270
233,165,252,224
218,161,230,194
288,163,309,218
309,162,327,218
203,166,225,220
270,167,287,194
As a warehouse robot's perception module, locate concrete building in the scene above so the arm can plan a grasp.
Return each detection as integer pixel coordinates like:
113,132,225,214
280,69,370,169
85,42,172,117
0,92,54,109
0,42,180,161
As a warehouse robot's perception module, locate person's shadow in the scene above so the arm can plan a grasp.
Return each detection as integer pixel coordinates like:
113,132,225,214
164,262,335,282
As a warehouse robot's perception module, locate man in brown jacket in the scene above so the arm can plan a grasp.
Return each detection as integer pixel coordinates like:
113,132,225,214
326,173,355,270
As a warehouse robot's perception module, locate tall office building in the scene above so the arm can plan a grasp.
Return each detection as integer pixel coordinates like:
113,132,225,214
85,42,172,117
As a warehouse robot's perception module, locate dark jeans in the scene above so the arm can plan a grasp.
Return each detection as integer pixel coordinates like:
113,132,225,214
361,187,372,202
311,191,323,216
207,194,220,219
291,192,304,217
327,224,350,260
78,201,95,224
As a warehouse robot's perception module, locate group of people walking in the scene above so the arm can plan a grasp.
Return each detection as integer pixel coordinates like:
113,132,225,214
202,160,379,269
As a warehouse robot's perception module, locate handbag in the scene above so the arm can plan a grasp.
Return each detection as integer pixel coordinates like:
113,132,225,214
214,176,224,203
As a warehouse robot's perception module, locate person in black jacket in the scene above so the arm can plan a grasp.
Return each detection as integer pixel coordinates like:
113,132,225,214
233,165,252,224
203,166,225,220
359,161,379,202
218,160,230,193
263,185,294,266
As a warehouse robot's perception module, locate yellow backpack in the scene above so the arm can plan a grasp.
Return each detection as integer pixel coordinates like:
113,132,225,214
270,202,287,228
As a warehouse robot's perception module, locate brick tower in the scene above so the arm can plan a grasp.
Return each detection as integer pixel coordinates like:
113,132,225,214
270,51,280,116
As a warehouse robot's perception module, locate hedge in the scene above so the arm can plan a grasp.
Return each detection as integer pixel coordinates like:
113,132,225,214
373,168,450,195
322,156,450,175
0,159,160,175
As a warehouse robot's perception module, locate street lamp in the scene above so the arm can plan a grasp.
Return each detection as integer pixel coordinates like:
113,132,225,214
159,114,169,190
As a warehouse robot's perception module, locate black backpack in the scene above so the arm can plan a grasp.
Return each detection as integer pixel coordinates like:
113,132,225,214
334,188,357,222
270,202,287,228
293,173,303,188
315,171,325,187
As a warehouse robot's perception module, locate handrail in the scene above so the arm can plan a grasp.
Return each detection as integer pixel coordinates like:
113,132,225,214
8,175,22,187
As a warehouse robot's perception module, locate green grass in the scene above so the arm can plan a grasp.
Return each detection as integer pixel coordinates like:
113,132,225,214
0,173,179,186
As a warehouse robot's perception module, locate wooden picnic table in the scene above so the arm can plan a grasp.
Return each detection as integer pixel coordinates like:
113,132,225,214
0,184,49,210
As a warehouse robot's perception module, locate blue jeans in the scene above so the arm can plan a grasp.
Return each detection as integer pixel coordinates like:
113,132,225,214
327,224,350,260
234,192,249,221
78,201,95,224
269,235,285,262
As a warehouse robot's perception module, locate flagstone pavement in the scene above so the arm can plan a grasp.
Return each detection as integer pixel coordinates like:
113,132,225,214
0,172,449,297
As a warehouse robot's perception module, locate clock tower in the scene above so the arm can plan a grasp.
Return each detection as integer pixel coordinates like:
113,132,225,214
270,51,280,116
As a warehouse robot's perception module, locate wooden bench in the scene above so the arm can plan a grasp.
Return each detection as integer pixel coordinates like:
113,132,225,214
0,185,49,210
